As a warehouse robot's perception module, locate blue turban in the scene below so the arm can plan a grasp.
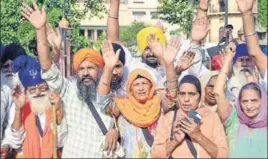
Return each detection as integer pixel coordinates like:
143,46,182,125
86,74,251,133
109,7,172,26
262,46,268,56
11,55,44,88
233,43,249,64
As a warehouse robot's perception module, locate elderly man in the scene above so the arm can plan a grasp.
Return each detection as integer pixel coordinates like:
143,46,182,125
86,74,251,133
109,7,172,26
21,2,118,158
6,55,64,158
1,43,26,88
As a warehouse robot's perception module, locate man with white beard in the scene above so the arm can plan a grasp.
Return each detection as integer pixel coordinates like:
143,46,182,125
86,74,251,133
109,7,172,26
0,43,26,88
8,55,64,158
20,1,119,158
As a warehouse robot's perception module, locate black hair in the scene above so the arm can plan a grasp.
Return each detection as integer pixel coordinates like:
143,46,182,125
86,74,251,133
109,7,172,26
225,24,234,30
178,75,202,96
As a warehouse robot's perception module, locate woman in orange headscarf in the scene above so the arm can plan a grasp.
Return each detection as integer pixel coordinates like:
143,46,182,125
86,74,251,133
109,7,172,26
111,69,163,158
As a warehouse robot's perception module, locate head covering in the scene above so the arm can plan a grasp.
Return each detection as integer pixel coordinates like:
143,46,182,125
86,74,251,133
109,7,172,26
115,69,161,128
137,27,166,54
199,71,219,111
233,43,249,64
73,48,104,72
262,46,268,56
236,83,267,128
11,55,44,88
100,43,125,65
1,43,27,64
179,75,202,96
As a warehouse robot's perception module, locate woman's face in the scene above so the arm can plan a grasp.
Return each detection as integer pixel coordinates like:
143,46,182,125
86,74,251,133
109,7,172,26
204,75,218,106
130,77,152,104
178,83,201,112
240,89,261,119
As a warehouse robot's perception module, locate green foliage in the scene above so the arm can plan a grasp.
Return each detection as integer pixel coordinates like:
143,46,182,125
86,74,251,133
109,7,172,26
0,0,105,55
119,21,148,55
157,0,197,36
258,0,268,28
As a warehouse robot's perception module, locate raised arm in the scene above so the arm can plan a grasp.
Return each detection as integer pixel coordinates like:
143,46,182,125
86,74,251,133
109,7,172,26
98,40,120,96
107,0,120,42
213,42,236,121
46,24,62,65
236,0,267,77
21,2,51,71
196,0,209,18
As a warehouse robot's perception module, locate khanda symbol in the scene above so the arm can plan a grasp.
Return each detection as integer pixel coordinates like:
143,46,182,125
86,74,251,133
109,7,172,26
29,69,38,79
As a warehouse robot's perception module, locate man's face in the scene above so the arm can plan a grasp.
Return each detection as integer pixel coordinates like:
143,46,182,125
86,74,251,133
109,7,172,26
77,60,100,101
1,60,20,87
240,89,261,119
27,82,50,114
77,60,99,86
142,47,158,68
235,56,254,69
204,75,218,106
110,60,124,91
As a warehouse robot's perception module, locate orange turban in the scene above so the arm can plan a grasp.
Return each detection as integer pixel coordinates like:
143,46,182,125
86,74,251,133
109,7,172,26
73,48,104,72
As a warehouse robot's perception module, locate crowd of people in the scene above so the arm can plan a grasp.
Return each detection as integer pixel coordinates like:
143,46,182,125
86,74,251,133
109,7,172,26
1,0,267,158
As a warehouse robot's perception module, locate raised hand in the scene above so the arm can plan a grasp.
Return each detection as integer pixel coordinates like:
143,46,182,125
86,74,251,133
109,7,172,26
46,24,62,51
21,1,46,29
190,16,210,43
199,0,209,10
220,42,237,63
147,34,164,59
12,85,26,110
162,36,181,65
101,40,120,70
236,0,255,13
175,51,196,73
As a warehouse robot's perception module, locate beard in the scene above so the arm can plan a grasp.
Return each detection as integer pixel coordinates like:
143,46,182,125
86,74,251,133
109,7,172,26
110,76,122,92
29,91,50,114
1,72,20,88
77,74,97,102
143,56,158,68
233,66,251,85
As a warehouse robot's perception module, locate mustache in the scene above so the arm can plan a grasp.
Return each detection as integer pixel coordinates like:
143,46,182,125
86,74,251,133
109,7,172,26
80,74,95,82
32,94,46,98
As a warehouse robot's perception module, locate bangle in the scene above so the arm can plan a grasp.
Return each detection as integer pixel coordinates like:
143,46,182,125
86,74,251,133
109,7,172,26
166,79,178,84
37,41,49,46
244,32,256,38
108,14,119,19
198,7,208,12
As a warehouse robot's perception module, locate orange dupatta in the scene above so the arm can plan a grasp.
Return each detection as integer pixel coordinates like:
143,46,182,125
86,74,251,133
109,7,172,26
115,69,161,128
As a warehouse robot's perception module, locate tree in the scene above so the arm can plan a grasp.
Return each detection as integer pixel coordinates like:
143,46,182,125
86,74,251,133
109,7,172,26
119,21,148,55
0,0,106,55
157,0,197,36
258,0,268,28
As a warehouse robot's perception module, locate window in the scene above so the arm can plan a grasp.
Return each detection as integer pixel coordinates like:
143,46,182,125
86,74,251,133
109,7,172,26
150,12,157,19
219,0,225,12
133,11,146,20
97,30,104,38
79,29,84,36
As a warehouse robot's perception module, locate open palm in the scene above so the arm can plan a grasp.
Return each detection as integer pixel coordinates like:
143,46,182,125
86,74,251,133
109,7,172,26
176,51,196,73
162,36,181,65
21,2,46,29
190,17,210,42
147,34,163,59
12,85,26,109
236,0,255,13
46,24,62,51
101,40,120,69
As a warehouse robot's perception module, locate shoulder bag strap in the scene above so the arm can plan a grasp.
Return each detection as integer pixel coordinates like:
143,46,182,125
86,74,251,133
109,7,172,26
85,99,108,135
141,128,154,147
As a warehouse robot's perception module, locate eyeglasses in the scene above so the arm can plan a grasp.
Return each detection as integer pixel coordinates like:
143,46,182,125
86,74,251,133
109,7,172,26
27,83,48,95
